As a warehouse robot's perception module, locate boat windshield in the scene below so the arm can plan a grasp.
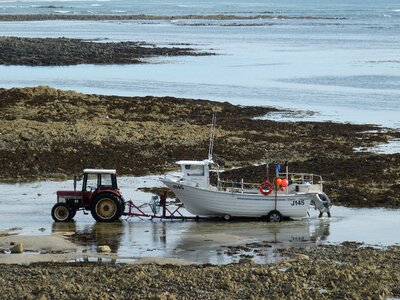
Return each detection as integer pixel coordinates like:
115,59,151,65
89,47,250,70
184,165,205,176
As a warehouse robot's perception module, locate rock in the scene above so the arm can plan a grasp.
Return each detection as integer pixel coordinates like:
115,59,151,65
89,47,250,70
10,242,23,254
294,254,310,261
19,132,31,141
97,245,111,253
0,37,210,66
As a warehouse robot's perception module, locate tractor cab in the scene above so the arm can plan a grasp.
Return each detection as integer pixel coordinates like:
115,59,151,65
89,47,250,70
52,169,125,223
80,169,118,192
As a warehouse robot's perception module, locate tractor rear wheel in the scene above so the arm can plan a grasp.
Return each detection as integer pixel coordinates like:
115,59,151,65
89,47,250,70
90,193,123,222
51,203,73,222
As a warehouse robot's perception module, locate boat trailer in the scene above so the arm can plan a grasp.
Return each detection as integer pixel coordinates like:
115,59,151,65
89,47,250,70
123,193,200,221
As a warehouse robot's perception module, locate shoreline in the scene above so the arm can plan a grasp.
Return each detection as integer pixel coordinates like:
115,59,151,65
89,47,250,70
0,86,399,208
0,243,398,299
0,13,346,22
0,36,212,66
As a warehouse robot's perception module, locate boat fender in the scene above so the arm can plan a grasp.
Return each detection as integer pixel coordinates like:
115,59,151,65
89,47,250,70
259,181,273,196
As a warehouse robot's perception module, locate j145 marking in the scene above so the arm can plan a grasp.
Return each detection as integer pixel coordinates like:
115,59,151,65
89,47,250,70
291,199,305,206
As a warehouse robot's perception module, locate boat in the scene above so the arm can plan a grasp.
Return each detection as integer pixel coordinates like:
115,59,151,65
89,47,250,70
160,160,331,221
160,114,331,221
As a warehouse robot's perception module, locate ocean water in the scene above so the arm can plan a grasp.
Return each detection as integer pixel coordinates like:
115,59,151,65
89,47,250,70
0,0,399,128
0,0,399,18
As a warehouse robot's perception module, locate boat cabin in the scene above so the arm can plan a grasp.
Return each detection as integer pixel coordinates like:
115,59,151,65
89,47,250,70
176,160,212,188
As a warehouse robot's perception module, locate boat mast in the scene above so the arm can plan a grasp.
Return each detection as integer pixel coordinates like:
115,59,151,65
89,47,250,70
208,111,217,161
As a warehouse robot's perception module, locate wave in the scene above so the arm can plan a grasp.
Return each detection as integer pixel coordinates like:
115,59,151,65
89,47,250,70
30,5,67,9
54,10,71,14
175,21,274,27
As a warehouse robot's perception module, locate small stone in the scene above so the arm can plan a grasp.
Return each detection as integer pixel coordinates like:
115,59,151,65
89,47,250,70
10,242,23,254
19,132,31,141
294,254,310,261
97,245,111,253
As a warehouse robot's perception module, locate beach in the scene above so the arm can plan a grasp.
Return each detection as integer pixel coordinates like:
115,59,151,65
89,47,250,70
0,0,400,298
0,243,399,299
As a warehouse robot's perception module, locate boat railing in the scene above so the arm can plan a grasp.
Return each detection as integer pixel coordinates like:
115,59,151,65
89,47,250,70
278,172,324,191
216,173,324,194
217,179,260,194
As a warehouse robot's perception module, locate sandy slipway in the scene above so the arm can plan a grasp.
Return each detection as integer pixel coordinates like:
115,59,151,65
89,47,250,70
0,244,399,299
0,86,399,208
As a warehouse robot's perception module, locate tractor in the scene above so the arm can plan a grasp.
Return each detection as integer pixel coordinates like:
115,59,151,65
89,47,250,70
51,169,125,222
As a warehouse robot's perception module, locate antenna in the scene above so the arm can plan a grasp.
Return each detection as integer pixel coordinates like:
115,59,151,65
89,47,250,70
208,111,217,161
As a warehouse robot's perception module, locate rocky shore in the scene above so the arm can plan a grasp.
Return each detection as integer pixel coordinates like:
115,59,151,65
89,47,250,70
0,14,344,22
0,86,399,298
0,243,398,299
0,37,211,66
0,86,399,208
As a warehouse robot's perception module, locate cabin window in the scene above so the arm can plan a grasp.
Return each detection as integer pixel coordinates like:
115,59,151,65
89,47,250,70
184,165,204,176
86,173,98,190
100,174,113,187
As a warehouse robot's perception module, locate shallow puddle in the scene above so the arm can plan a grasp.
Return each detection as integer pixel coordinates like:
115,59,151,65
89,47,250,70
354,138,400,155
0,176,399,264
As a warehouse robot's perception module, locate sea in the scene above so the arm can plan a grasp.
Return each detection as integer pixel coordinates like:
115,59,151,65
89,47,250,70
0,0,399,129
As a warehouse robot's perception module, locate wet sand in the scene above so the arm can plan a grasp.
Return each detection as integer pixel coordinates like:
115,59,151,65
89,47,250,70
0,176,399,265
0,175,399,298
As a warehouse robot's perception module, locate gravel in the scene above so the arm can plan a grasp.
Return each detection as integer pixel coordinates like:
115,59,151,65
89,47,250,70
0,243,399,299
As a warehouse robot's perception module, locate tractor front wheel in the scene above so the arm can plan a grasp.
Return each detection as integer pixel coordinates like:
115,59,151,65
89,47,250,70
51,203,74,222
90,193,123,222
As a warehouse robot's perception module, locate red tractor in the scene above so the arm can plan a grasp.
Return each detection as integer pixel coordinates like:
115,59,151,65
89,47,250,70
51,169,125,222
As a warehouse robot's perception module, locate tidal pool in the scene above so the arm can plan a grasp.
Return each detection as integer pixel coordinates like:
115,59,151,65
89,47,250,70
0,176,399,264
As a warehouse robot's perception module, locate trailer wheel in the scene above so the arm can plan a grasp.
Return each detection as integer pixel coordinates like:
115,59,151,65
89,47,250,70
266,210,282,222
90,193,122,222
51,203,73,222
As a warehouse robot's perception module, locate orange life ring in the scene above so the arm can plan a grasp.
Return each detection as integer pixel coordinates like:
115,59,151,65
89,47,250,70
259,181,273,196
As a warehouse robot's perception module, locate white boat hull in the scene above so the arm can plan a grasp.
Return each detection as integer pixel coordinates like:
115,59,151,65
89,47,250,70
161,179,312,218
